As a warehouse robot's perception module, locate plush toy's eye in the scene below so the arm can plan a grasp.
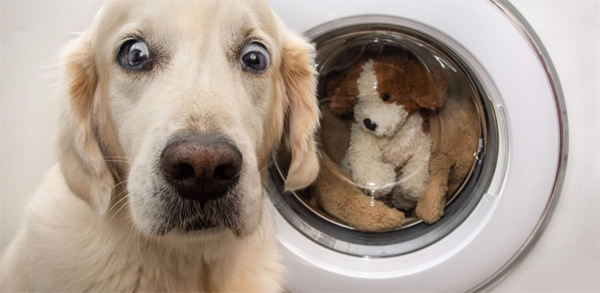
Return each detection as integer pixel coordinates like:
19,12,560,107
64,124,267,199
382,94,391,102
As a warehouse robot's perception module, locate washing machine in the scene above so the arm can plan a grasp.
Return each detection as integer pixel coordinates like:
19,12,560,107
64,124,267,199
266,0,570,291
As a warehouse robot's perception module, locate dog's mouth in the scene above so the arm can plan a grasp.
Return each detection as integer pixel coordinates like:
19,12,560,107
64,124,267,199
178,210,241,236
179,197,244,236
145,187,246,237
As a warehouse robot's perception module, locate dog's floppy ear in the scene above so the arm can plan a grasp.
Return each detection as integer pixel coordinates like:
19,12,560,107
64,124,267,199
56,33,115,215
279,30,320,191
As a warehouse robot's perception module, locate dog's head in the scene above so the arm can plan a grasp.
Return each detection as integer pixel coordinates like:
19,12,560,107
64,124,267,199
327,56,447,137
56,0,319,238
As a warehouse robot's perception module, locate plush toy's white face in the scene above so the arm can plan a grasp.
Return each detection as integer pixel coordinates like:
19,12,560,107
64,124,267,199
354,59,409,137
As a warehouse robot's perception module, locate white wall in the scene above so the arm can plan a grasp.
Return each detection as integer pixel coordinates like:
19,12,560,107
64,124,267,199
0,0,598,291
1,0,103,248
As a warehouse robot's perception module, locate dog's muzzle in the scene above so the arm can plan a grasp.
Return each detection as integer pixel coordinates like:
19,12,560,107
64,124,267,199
160,135,243,203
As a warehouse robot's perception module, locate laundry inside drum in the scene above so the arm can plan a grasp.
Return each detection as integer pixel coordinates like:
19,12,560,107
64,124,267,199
275,25,486,234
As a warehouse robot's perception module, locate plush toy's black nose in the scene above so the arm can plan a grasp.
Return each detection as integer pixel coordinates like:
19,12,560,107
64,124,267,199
363,118,378,131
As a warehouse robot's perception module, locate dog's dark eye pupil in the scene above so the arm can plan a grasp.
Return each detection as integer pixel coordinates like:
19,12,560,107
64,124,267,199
382,94,390,101
129,48,147,64
246,53,260,65
119,40,151,70
241,42,270,73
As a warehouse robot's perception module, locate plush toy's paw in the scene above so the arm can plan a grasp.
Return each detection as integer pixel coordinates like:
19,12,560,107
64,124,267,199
315,156,406,232
349,197,406,232
391,187,416,210
398,174,428,201
353,162,396,198
415,195,446,224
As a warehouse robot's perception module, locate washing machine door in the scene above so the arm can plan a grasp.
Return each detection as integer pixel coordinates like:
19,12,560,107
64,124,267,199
267,0,567,291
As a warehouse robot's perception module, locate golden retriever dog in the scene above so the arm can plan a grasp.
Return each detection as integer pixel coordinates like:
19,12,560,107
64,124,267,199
0,0,319,291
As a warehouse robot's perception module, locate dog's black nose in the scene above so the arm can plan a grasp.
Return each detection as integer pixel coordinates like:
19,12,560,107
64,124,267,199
363,118,378,131
160,135,242,202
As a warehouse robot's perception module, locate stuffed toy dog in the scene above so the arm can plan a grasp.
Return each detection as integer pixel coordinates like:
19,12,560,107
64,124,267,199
343,58,446,209
313,55,452,231
308,53,479,231
345,57,446,205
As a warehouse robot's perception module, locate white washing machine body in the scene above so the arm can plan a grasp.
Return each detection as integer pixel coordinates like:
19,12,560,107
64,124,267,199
267,0,567,291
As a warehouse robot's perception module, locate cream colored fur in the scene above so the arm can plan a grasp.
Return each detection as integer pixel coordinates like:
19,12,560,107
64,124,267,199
1,167,282,292
0,0,320,291
345,60,431,208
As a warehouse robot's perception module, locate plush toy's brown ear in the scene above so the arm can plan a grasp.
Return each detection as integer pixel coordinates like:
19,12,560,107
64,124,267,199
326,67,361,116
400,57,448,110
326,59,367,116
373,56,448,111
279,30,320,191
56,33,115,215
417,69,448,110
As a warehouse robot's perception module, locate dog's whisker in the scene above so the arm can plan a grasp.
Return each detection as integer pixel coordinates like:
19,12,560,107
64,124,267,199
103,159,133,164
144,233,151,256
103,156,134,163
97,184,130,223
136,229,149,271
102,192,130,220
111,179,130,191
126,219,138,246
103,155,134,159
152,232,160,256
259,139,278,151
96,197,131,244
104,197,131,228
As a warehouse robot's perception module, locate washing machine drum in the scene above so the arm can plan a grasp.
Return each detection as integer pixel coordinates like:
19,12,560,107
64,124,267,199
274,24,492,252
268,1,566,292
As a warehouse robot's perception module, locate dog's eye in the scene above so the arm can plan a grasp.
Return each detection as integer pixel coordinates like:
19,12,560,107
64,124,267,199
382,94,391,102
241,42,270,73
118,40,152,70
